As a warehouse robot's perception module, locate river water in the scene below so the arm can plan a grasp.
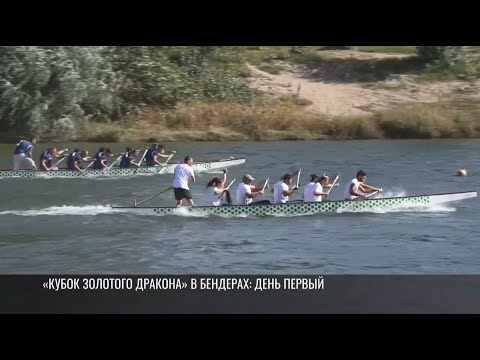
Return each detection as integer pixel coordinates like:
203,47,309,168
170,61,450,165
0,140,478,274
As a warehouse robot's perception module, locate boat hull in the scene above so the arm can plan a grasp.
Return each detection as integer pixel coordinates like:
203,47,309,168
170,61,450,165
0,158,245,179
113,191,477,217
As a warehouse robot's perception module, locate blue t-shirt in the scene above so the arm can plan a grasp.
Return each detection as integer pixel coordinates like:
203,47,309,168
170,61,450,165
67,152,83,170
119,154,133,168
39,151,54,169
145,148,160,166
14,140,33,155
92,152,107,169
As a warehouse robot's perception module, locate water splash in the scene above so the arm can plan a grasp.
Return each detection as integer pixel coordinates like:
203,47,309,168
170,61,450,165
335,203,456,214
0,205,129,216
173,207,211,218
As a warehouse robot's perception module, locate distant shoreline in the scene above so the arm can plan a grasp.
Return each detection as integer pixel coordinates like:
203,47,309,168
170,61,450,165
2,99,479,143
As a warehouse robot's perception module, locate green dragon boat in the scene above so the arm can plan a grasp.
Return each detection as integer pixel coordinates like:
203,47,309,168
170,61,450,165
112,191,477,217
0,157,245,179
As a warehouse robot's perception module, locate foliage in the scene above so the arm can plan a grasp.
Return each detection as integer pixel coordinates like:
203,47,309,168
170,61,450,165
0,46,254,138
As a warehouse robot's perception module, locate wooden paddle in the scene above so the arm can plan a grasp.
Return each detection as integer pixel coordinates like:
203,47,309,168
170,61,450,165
134,186,173,207
137,148,149,166
163,153,174,166
364,190,379,199
83,159,96,171
326,174,340,196
225,179,236,190
51,156,67,170
261,178,270,193
296,169,302,188
107,154,124,170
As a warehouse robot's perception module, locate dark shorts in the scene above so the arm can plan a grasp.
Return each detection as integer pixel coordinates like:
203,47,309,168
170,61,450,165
174,187,192,200
249,200,271,205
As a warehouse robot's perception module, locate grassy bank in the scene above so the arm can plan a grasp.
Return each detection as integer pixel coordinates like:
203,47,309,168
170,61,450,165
70,101,480,142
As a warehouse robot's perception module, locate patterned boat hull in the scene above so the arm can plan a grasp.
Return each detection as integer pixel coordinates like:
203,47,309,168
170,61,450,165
0,158,245,179
112,191,477,216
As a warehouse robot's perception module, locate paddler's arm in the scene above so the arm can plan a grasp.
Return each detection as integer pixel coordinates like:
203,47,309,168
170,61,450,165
41,159,50,171
283,186,299,197
360,182,383,193
55,149,68,157
251,181,269,192
222,169,227,184
247,190,264,198
158,150,176,157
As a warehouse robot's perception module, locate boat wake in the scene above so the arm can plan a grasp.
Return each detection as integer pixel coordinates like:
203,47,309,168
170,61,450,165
335,203,456,214
0,205,131,216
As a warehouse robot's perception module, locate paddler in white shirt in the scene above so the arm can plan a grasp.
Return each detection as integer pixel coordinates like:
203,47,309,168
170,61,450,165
344,170,383,200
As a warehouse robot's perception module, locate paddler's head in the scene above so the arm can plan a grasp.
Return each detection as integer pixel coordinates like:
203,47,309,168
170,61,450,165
356,170,367,182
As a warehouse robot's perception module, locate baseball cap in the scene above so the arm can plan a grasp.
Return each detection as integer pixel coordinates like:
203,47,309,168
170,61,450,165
244,174,254,181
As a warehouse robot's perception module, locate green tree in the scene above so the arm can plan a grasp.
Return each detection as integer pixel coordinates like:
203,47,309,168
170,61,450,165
0,46,119,138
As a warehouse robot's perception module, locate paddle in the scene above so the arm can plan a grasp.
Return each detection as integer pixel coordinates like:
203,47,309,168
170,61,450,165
51,156,67,170
261,178,269,193
134,186,173,207
326,174,340,196
163,153,174,166
83,159,96,171
365,191,379,199
107,154,124,170
296,169,301,188
225,179,236,190
138,148,149,166
154,153,174,168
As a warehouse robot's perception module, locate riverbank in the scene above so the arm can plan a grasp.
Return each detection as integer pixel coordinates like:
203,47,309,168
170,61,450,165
76,100,480,142
3,100,479,143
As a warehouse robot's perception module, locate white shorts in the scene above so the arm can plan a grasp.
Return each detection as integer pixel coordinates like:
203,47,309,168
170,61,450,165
13,153,37,170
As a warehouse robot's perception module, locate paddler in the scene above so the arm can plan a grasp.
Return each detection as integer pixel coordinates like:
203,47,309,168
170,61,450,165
206,169,232,206
92,148,113,170
13,136,37,170
39,148,68,171
67,149,91,172
236,174,269,205
344,170,383,200
303,174,334,202
273,173,299,204
119,148,141,168
144,143,175,167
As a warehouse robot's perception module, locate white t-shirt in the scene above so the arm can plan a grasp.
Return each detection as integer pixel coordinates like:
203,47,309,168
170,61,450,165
210,186,223,206
313,183,324,202
172,163,194,190
236,182,252,205
273,180,289,204
303,182,315,202
344,178,361,200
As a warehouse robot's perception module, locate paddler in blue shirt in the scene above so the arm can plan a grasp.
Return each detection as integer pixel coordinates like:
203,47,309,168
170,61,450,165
39,148,68,171
13,136,37,170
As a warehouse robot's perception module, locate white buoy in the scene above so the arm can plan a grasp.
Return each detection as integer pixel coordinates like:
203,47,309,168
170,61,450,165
456,169,468,177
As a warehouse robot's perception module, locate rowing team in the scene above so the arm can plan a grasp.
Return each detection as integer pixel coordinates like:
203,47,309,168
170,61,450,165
170,157,383,207
12,137,175,172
